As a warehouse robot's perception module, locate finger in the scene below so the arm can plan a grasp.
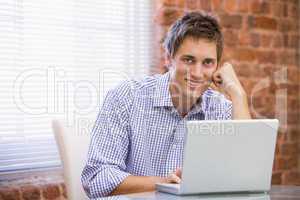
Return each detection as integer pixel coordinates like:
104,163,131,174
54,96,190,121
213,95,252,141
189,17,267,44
212,76,223,87
168,173,181,184
175,168,182,178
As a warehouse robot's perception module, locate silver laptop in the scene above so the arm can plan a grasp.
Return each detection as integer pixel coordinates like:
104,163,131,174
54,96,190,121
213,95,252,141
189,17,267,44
156,119,279,195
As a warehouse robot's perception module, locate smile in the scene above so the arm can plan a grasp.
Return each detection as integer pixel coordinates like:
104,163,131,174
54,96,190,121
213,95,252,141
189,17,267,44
185,78,205,88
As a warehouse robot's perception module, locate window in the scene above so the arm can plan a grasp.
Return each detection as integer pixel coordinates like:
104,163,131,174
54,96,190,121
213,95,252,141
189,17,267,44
0,0,153,176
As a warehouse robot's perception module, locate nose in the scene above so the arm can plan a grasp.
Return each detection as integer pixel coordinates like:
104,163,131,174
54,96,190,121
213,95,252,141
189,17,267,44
187,64,204,80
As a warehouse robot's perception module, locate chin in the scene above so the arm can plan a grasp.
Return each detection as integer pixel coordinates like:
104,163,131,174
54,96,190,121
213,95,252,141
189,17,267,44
185,87,206,99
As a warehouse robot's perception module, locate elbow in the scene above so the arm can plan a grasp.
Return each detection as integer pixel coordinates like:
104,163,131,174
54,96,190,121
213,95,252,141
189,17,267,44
81,166,122,198
81,175,110,198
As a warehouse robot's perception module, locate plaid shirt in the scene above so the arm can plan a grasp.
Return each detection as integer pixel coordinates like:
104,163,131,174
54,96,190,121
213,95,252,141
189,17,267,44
81,71,232,198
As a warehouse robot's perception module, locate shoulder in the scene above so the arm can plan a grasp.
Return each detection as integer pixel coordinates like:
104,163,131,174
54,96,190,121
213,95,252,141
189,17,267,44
105,74,161,105
203,88,232,108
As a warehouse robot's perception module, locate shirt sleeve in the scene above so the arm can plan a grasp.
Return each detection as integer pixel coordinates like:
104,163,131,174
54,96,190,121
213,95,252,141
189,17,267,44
81,88,131,198
224,100,233,120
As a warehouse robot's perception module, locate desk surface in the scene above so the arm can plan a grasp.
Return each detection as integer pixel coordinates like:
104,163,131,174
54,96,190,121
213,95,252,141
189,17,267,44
98,185,300,200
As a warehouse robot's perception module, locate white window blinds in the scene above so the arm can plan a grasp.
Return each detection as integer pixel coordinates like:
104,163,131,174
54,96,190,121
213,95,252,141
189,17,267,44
0,0,153,175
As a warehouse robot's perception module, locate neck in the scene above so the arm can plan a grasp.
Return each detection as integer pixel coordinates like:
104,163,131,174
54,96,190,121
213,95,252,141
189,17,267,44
169,82,200,118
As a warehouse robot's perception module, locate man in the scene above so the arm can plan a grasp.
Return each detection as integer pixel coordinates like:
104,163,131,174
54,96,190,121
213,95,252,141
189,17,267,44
81,11,251,198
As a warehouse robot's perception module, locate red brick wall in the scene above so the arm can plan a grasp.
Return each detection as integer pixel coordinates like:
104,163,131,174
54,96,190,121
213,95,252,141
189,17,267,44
0,173,66,200
152,0,300,185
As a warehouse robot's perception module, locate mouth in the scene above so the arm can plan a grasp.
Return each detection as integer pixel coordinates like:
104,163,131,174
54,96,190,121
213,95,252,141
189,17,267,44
185,78,206,88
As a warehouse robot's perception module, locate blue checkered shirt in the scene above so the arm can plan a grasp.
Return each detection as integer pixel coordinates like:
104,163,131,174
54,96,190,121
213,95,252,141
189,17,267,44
81,71,232,198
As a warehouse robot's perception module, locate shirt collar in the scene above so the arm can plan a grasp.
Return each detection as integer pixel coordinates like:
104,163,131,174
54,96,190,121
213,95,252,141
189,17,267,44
153,71,173,107
189,89,212,115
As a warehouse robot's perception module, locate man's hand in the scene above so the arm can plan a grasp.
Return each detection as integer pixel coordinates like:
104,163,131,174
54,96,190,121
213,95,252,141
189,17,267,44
212,62,251,119
166,168,182,184
212,62,246,99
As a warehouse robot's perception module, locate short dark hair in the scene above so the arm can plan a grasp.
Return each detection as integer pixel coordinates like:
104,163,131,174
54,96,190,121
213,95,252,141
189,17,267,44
163,11,223,64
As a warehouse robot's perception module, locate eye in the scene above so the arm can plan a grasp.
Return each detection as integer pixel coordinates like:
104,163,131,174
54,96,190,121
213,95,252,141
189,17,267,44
182,57,194,64
203,59,215,67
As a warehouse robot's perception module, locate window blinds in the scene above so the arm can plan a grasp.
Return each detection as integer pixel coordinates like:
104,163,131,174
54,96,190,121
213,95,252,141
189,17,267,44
0,0,153,175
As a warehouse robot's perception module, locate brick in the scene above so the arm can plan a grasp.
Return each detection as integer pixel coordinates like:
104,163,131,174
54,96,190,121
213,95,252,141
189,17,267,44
271,171,282,185
272,35,283,48
250,33,260,48
279,19,293,32
224,0,236,13
286,157,298,169
272,3,283,17
0,187,21,200
237,0,248,13
238,31,250,46
160,0,185,8
279,142,298,155
283,34,289,48
279,51,298,65
186,0,198,10
287,68,300,83
221,46,235,61
233,48,256,62
288,100,300,116
289,5,298,19
274,157,288,170
199,0,212,11
275,144,280,155
287,112,300,124
249,63,265,77
277,132,286,145
42,184,60,200
154,7,183,26
223,29,238,47
220,14,243,29
282,171,300,185
261,34,272,48
211,0,223,11
289,35,299,49
250,0,270,14
21,185,40,200
234,63,251,77
256,51,276,64
262,65,274,76
264,96,276,112
287,84,300,97
252,96,265,108
283,3,288,17
248,16,277,30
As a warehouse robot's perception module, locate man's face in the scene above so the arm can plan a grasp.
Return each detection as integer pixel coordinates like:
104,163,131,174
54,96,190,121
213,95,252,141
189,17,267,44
168,37,218,99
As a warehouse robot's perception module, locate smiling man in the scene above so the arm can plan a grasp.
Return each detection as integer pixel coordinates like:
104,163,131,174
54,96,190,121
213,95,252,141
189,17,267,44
81,11,251,198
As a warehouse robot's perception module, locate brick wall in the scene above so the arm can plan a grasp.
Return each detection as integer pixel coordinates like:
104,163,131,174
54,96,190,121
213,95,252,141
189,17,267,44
0,172,66,200
152,0,300,185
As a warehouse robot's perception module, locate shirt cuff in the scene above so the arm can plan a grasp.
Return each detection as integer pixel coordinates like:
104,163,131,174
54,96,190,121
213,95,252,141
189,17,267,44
90,166,131,198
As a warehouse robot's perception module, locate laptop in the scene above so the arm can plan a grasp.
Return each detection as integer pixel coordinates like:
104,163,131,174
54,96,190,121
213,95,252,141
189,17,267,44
156,119,279,195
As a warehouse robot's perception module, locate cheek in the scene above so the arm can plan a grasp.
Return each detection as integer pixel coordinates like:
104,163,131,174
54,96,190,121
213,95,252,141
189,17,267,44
174,63,188,76
199,70,213,82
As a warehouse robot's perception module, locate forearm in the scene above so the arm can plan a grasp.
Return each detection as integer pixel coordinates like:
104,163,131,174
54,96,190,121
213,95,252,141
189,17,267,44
111,175,166,196
231,89,251,119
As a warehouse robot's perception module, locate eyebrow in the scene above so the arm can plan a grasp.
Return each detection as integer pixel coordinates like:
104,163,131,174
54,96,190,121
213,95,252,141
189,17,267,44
203,58,217,62
180,55,216,61
180,55,196,59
